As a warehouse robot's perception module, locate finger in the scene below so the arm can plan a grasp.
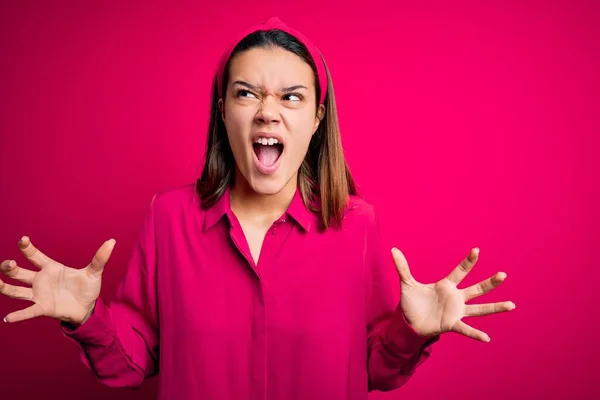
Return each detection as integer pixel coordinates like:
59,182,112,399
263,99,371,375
452,320,490,342
446,247,479,285
18,236,55,270
85,239,116,278
463,271,507,301
0,260,36,285
0,279,34,301
391,247,415,284
464,301,516,317
4,303,45,323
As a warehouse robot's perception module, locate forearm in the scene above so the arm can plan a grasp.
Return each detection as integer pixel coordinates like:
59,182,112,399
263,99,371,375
61,297,158,388
367,305,438,392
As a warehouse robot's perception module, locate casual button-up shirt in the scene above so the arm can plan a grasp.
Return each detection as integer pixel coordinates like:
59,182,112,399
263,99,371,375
61,183,438,399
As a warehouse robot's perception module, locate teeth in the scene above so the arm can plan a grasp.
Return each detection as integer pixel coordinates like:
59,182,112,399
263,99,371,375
254,137,280,145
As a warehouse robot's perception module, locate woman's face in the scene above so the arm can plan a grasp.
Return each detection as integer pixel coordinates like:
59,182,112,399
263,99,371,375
220,46,325,196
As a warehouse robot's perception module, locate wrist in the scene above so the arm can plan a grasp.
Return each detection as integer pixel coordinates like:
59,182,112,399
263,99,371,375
67,302,97,327
398,308,440,338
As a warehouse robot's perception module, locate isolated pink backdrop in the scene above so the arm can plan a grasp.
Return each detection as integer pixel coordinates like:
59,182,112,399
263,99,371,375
1,1,598,399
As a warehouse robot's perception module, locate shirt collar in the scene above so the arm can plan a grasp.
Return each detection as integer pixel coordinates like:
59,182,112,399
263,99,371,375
203,186,315,232
285,187,314,232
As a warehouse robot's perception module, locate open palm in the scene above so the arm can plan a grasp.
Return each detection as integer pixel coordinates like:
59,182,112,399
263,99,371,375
393,247,515,342
0,236,116,325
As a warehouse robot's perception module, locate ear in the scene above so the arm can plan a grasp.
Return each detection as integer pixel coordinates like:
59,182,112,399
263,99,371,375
218,98,225,122
313,104,326,135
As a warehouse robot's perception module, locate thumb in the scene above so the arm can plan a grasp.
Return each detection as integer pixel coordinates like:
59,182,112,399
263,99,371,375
391,247,415,285
86,239,116,277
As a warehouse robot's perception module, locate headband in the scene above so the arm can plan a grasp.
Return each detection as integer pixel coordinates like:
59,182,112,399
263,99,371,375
215,17,328,105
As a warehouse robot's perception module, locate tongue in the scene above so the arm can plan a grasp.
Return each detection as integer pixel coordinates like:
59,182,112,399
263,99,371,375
256,145,281,166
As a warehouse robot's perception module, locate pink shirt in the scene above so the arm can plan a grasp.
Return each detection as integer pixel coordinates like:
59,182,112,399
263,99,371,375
61,184,438,399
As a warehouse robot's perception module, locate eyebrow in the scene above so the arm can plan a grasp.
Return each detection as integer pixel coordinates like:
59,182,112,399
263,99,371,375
232,80,308,93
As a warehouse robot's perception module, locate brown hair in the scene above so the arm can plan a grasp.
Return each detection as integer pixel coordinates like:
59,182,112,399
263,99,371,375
195,29,356,230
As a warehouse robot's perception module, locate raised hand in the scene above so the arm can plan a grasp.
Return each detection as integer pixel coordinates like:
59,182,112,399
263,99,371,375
392,247,515,342
0,236,116,325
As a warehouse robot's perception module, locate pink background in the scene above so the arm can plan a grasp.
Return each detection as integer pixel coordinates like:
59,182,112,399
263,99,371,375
1,1,598,399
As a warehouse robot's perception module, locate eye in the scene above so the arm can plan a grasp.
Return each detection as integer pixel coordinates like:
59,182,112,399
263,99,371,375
283,93,303,102
236,89,257,99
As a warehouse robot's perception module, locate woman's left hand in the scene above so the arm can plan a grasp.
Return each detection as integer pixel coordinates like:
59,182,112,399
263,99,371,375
392,247,515,342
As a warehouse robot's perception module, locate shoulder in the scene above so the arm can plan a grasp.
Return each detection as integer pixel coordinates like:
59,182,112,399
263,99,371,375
343,194,379,231
147,183,200,217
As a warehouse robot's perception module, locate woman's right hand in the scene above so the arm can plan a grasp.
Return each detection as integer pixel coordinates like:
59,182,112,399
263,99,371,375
0,236,116,326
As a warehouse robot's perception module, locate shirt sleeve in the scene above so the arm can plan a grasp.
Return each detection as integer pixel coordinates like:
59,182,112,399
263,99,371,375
364,205,439,392
59,194,160,388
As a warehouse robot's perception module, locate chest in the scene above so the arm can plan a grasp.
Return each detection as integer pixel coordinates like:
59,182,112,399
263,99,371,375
237,220,270,266
158,221,368,336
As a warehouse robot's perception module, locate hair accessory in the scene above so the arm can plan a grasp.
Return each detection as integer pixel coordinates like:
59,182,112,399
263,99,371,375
215,17,328,104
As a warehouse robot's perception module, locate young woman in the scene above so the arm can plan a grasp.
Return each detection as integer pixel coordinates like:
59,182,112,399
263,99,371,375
0,17,515,400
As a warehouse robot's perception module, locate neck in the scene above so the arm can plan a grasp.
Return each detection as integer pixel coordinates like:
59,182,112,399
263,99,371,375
230,170,298,224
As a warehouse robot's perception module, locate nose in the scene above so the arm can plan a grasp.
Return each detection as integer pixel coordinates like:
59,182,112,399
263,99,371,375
255,96,281,125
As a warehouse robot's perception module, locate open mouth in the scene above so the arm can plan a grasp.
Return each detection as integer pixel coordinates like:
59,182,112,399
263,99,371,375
253,138,284,168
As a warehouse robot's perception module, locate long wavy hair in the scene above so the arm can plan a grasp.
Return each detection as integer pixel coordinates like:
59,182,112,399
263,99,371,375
195,29,356,230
